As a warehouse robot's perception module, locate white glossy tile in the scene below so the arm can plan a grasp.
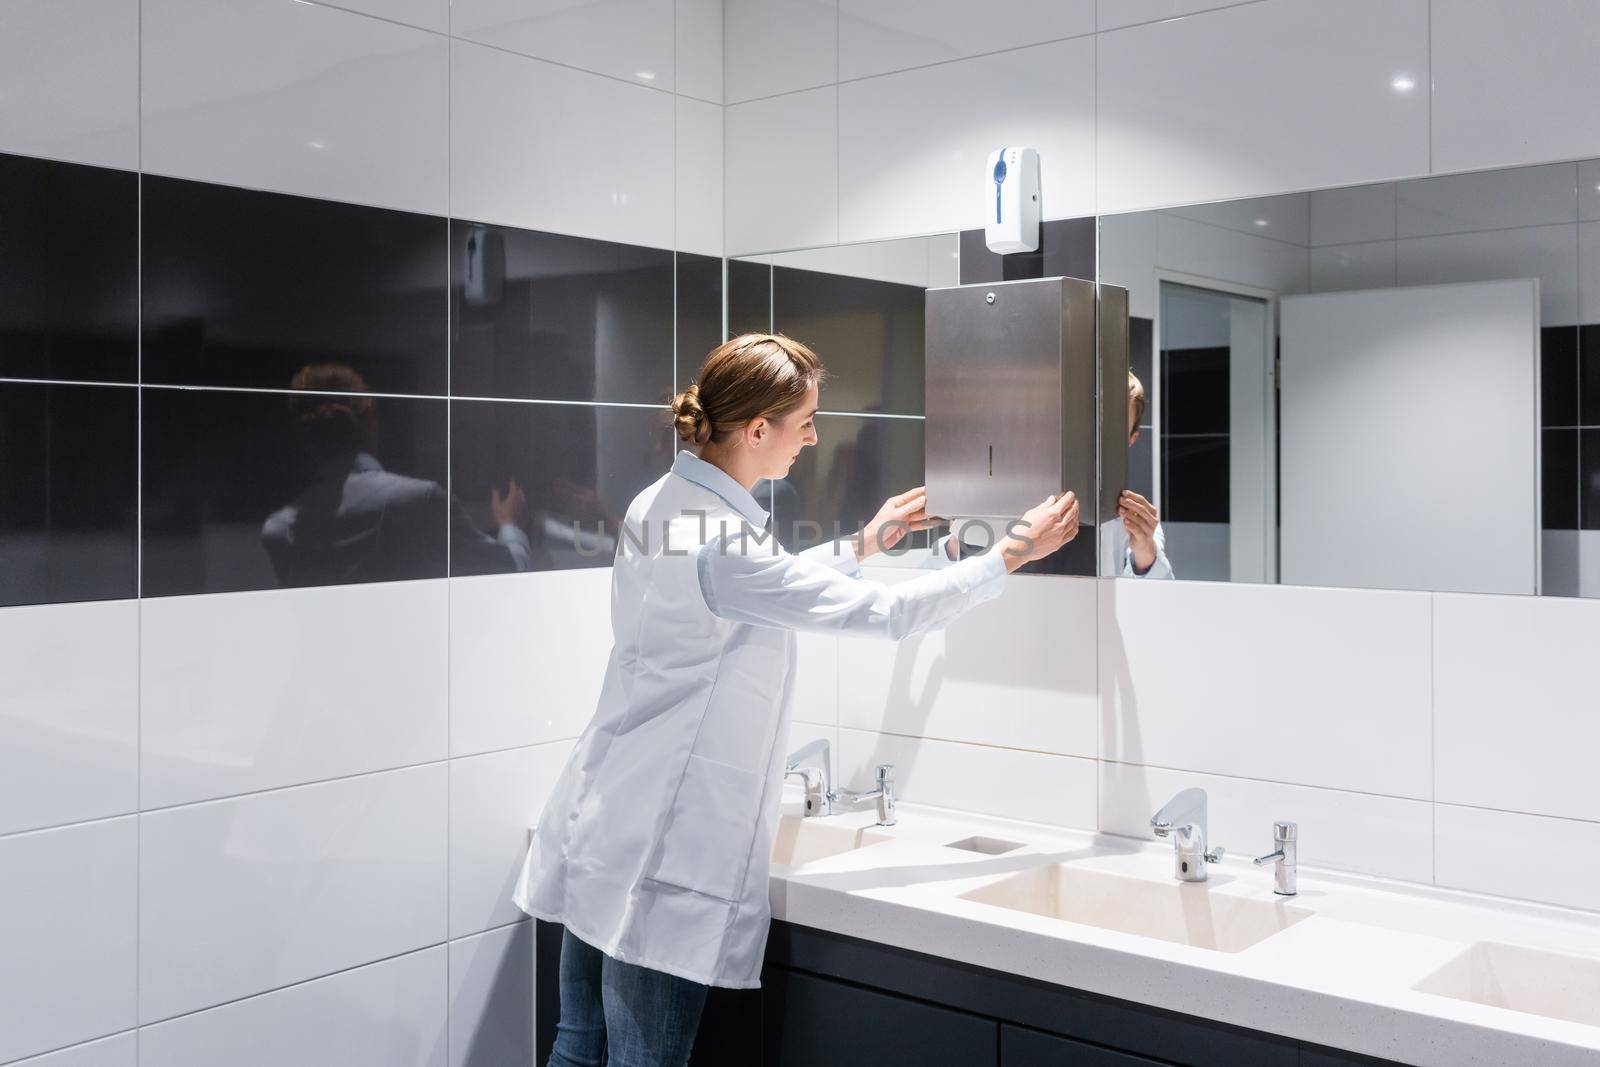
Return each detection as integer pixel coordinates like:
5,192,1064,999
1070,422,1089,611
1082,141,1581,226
1309,182,1397,246
450,741,572,938
139,764,448,1023
0,0,138,168
1581,530,1600,599
0,819,137,1064
724,0,837,103
0,600,137,836
1434,593,1600,821
141,0,448,215
1581,221,1600,324
1432,0,1600,174
838,38,1095,243
1099,762,1434,883
1309,241,1397,293
141,581,448,809
1097,211,1160,319
325,0,448,32
1397,163,1579,238
676,96,724,256
451,40,674,247
1096,0,1259,32
1097,0,1428,214
451,0,674,91
675,0,724,103
840,571,1097,757
1098,579,1432,799
139,948,447,1067
1542,530,1580,598
9,1033,136,1067
1396,223,1580,326
1154,212,1311,296
793,631,839,726
448,922,534,1067
1165,193,1311,246
449,570,612,756
1436,804,1600,913
725,87,838,254
837,728,1097,829
837,0,1093,81
1581,159,1600,223
770,233,960,289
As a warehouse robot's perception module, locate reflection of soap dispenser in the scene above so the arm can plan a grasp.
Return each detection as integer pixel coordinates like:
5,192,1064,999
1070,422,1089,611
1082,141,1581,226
463,224,505,306
984,147,1040,254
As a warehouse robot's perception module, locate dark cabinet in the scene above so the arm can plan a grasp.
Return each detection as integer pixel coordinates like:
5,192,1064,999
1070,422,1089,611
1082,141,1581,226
1002,1024,1164,1066
762,969,998,1067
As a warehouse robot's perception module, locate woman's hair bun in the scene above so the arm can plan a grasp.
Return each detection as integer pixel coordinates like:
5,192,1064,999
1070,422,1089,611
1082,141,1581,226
671,384,712,445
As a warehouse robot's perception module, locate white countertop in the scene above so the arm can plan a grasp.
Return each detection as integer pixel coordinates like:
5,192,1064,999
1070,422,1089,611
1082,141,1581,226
768,791,1600,1066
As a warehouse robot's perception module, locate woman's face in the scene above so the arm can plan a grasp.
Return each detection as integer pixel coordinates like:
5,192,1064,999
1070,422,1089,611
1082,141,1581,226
752,383,820,479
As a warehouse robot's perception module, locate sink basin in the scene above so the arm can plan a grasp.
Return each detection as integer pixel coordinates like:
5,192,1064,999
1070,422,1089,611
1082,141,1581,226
1414,941,1600,1027
771,815,892,867
959,863,1311,953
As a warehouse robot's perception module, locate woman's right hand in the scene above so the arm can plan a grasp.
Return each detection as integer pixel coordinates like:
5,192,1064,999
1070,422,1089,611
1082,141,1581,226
997,491,1080,572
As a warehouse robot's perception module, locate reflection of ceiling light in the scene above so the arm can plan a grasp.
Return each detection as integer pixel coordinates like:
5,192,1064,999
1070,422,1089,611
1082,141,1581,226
1391,75,1416,92
1253,218,1269,227
635,71,656,81
307,140,326,150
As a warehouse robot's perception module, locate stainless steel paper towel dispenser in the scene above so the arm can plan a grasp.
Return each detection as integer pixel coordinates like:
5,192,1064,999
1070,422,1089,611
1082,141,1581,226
925,276,1129,535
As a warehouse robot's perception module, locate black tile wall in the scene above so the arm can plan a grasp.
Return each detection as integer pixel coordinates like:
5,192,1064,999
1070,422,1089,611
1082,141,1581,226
1161,346,1230,435
677,252,725,390
1580,325,1600,427
451,221,674,404
142,176,448,395
1542,326,1578,426
141,386,449,597
0,154,138,383
1128,316,1153,400
1544,429,1579,530
774,414,926,554
726,258,772,339
1127,427,1154,502
958,217,1096,285
449,399,674,576
772,266,925,415
0,382,138,607
1582,430,1600,531
1162,436,1230,524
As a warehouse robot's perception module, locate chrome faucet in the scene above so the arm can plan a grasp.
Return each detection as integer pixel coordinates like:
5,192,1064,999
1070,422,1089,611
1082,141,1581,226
1150,788,1224,882
831,764,897,827
1252,821,1298,896
783,738,833,817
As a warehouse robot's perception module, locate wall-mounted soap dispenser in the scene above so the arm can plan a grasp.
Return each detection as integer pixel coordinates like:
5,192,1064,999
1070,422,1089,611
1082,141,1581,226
924,276,1129,551
984,147,1040,254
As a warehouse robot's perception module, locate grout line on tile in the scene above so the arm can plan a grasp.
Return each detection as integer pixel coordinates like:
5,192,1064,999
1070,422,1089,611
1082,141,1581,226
1095,756,1431,806
452,34,687,101
1429,592,1437,884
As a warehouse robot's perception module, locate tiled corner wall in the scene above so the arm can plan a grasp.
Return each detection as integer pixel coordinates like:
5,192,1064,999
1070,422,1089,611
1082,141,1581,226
733,0,1600,915
0,1,721,1064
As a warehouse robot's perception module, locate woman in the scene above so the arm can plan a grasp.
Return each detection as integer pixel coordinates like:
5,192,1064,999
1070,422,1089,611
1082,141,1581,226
514,333,1080,1066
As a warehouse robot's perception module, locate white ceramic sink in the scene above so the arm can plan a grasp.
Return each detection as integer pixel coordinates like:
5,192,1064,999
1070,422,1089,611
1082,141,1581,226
771,815,893,867
960,863,1312,953
1414,941,1600,1028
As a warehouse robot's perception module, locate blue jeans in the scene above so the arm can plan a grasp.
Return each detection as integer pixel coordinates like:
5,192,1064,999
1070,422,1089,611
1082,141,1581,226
546,929,710,1067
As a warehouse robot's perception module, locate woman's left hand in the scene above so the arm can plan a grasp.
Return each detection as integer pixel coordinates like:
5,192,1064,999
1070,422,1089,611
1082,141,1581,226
854,486,942,560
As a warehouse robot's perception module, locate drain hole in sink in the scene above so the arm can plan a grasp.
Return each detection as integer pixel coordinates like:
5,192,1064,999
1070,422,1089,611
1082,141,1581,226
945,835,1024,855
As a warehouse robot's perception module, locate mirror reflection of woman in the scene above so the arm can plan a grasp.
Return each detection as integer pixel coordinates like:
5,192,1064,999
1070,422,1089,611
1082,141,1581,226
514,333,1081,1065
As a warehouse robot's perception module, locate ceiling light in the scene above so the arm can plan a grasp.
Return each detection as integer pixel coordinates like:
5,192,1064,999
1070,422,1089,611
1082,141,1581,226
635,71,656,81
1253,218,1269,227
1391,75,1416,93
307,140,326,150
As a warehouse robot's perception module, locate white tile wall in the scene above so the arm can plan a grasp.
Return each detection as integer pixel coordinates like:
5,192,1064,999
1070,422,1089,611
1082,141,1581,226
1395,223,1579,326
138,764,448,1022
1396,162,1579,238
1309,183,1398,246
0,819,138,1064
676,96,725,255
837,0,1094,81
838,727,1098,828
1309,241,1397,293
140,581,448,809
448,922,534,1067
449,570,611,756
840,571,1097,757
1581,221,1600,323
724,0,838,103
675,0,725,103
0,0,138,169
1165,193,1311,246
1097,0,1429,215
451,0,675,91
1099,579,1432,799
0,600,137,836
141,0,450,215
449,740,573,938
1436,804,1600,913
1095,0,1260,33
1432,0,1600,174
837,38,1096,242
1434,594,1600,822
793,631,840,725
11,1034,137,1067
1099,761,1435,883
725,87,839,254
451,39,675,247
1581,159,1600,223
138,947,448,1067
326,0,449,34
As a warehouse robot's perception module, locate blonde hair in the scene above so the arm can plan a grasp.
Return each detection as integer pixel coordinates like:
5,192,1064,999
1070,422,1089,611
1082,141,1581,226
672,333,825,445
1128,370,1147,427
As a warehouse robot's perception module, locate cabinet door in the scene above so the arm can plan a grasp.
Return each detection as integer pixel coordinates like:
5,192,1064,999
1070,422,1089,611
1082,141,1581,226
763,968,998,1067
1001,1024,1165,1066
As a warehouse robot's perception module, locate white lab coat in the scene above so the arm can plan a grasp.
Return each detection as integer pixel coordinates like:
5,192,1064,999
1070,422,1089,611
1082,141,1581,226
513,450,1007,987
1099,515,1174,579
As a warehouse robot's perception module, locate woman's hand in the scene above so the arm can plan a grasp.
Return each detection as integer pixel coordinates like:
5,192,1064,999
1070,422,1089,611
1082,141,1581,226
854,486,942,560
997,491,1080,572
